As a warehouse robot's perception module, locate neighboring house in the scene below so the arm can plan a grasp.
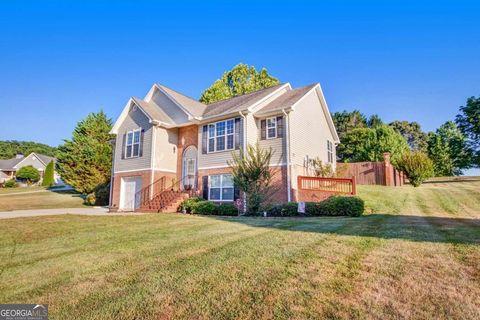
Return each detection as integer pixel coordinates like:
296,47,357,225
0,152,61,184
109,82,339,211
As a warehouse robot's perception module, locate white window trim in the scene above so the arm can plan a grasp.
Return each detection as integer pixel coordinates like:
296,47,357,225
266,117,277,139
207,119,235,153
327,140,334,163
208,174,234,201
125,128,142,159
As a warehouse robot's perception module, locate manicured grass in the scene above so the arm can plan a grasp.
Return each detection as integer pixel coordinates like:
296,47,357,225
0,182,478,319
0,189,85,211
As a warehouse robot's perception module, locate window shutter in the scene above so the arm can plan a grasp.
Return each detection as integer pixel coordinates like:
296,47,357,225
139,129,145,157
234,184,240,201
276,116,284,138
121,133,126,159
202,125,208,154
202,176,209,200
235,117,242,150
260,119,266,140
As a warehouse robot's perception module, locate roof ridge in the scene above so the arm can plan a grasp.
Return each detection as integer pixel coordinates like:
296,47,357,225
205,83,286,106
156,83,207,106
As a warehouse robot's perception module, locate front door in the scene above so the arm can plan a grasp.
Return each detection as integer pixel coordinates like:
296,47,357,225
120,176,142,211
182,146,197,190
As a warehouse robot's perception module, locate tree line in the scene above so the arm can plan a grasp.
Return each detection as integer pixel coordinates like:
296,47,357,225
333,97,479,178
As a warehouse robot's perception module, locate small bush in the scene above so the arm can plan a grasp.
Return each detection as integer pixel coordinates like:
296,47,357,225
16,165,40,184
397,151,434,187
314,196,364,217
217,203,238,216
85,193,96,206
179,197,204,213
4,179,17,188
191,201,218,215
93,183,110,206
265,196,364,217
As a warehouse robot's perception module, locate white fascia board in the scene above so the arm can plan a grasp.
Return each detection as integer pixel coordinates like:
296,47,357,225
247,83,292,113
110,98,152,134
315,85,340,143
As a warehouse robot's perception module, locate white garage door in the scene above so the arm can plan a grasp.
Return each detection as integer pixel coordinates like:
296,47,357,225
120,176,142,211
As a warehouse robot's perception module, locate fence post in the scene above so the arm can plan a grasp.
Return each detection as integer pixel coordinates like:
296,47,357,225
351,176,357,195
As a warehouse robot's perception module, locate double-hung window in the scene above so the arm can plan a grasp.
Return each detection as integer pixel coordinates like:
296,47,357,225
125,129,141,158
266,117,277,139
208,119,235,153
327,140,333,163
209,174,234,201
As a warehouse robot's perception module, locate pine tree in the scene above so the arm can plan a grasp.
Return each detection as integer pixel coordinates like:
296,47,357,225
56,111,113,194
42,160,55,187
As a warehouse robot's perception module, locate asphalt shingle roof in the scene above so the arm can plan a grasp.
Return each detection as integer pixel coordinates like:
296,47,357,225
255,84,317,115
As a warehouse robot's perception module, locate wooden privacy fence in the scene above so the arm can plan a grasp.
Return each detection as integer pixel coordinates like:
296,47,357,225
297,176,356,202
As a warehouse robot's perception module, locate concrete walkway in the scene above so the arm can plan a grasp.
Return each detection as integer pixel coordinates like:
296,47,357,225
0,207,111,219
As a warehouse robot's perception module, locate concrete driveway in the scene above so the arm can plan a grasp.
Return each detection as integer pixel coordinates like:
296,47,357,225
0,207,110,219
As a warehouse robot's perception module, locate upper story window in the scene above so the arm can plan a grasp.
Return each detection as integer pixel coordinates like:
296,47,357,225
126,129,141,158
261,116,283,140
327,140,334,163
267,117,277,139
208,119,235,153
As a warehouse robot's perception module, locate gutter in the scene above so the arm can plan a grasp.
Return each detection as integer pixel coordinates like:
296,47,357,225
238,111,248,213
108,139,116,209
282,109,292,202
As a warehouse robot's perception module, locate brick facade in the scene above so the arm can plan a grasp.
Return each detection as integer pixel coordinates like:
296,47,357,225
176,125,198,183
110,169,177,212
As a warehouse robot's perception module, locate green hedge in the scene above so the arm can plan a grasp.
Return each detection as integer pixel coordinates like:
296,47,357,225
179,199,239,216
4,179,17,188
265,196,364,217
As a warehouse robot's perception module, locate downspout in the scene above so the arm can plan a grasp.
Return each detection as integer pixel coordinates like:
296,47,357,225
108,139,116,210
150,125,157,199
282,109,292,202
239,111,247,213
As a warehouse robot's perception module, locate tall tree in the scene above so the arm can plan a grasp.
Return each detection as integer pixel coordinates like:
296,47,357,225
367,114,383,128
332,110,367,140
427,121,471,176
456,96,480,167
389,120,428,152
199,63,280,104
56,111,113,194
337,124,409,166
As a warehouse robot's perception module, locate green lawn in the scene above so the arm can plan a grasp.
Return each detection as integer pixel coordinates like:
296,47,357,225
0,181,479,319
0,188,86,211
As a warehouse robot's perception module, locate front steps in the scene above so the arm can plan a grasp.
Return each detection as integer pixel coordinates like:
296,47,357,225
139,190,190,213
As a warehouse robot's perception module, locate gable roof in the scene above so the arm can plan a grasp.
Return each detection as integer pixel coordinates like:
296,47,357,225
0,152,56,170
255,84,317,116
201,83,287,118
155,84,207,118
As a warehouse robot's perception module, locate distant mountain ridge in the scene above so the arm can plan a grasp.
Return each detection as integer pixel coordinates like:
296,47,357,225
0,140,57,159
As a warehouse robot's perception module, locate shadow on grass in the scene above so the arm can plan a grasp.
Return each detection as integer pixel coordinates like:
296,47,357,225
205,214,480,245
47,188,85,199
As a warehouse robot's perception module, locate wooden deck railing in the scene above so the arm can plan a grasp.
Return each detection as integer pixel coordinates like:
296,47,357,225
297,176,356,195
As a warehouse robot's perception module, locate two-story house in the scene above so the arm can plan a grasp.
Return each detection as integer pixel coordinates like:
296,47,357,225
109,82,339,212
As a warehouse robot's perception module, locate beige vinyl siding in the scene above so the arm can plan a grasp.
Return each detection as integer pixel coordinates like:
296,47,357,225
256,117,286,166
150,89,190,124
154,127,178,172
114,106,153,172
245,113,257,146
197,117,240,169
288,90,337,188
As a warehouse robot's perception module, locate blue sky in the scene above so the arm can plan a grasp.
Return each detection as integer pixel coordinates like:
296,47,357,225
0,1,478,161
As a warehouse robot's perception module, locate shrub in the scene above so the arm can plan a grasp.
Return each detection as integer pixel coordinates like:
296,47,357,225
314,196,364,217
93,182,110,206
397,151,434,187
16,165,40,184
217,203,238,216
191,201,218,215
179,197,204,213
85,193,96,206
42,161,55,187
4,179,17,188
265,196,364,217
